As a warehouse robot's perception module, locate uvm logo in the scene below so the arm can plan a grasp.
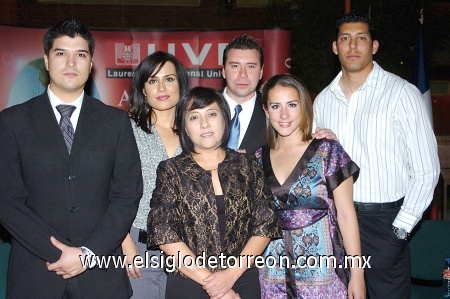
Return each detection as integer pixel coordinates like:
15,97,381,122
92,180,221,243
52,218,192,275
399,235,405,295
115,43,140,65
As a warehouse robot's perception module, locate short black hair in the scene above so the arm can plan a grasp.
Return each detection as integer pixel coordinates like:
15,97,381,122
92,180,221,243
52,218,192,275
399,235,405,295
43,17,95,56
222,34,264,67
177,87,231,154
336,11,377,41
127,51,190,134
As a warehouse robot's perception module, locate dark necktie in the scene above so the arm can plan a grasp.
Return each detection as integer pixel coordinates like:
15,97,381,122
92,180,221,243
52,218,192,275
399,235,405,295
227,104,242,150
56,105,76,154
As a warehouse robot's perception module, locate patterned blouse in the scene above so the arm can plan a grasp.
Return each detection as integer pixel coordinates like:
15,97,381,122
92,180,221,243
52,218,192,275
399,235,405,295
131,120,182,230
148,148,282,276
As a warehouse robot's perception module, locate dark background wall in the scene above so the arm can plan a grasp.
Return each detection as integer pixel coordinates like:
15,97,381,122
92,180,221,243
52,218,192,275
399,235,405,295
0,0,267,30
0,0,449,128
1,1,448,92
1,1,449,87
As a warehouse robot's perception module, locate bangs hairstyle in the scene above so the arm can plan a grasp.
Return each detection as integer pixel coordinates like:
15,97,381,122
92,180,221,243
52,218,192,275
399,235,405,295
43,17,95,57
336,10,377,41
127,51,190,134
262,74,313,149
177,86,231,154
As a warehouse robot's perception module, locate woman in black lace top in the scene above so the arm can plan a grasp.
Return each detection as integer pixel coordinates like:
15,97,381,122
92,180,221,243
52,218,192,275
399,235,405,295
148,87,281,299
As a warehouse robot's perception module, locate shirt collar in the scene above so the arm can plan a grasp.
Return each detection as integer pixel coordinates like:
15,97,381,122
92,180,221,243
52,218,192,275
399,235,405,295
330,61,384,95
364,61,383,89
178,148,240,181
47,85,84,110
222,87,256,113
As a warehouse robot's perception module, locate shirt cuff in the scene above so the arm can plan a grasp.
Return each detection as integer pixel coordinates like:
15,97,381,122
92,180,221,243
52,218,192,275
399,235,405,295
81,246,97,268
392,209,420,233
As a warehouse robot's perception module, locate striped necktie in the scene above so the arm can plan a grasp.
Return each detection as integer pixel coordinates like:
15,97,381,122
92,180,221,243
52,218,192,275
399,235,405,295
56,105,76,154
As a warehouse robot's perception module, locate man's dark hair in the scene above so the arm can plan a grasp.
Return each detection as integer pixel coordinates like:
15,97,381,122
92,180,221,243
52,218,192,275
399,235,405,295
336,11,377,41
43,17,95,56
177,86,231,154
222,34,264,67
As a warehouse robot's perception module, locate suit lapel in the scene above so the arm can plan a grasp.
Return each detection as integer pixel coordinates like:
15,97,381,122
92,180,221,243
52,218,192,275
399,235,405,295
31,93,70,160
69,96,99,161
240,94,266,153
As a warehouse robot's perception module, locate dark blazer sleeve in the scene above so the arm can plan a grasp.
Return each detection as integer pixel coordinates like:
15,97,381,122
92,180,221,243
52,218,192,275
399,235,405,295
81,106,143,257
248,155,282,239
148,160,183,247
0,96,143,262
0,105,68,262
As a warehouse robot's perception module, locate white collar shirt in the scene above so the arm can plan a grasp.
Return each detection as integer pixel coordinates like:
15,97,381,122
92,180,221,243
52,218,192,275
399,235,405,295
223,88,256,147
313,62,440,232
47,86,83,132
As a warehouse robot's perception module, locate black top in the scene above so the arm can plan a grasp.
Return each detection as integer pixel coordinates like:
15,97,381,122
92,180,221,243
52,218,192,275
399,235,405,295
215,194,226,246
148,148,282,276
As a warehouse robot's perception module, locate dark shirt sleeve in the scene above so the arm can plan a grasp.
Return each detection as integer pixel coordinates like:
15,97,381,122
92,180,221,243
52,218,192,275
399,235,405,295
148,160,184,247
248,156,282,239
324,139,360,191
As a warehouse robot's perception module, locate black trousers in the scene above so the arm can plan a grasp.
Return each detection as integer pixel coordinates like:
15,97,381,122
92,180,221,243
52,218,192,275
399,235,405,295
165,267,261,299
62,278,83,299
357,206,411,299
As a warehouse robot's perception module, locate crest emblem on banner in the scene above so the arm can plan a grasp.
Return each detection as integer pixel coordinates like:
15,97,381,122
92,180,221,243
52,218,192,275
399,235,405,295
115,43,140,65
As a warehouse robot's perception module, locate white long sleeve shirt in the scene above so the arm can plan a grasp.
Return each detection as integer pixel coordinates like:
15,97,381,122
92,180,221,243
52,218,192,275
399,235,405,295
313,62,440,232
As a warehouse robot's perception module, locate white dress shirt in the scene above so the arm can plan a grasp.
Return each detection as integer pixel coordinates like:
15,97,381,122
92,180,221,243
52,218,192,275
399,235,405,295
313,62,440,232
223,88,256,148
47,86,83,132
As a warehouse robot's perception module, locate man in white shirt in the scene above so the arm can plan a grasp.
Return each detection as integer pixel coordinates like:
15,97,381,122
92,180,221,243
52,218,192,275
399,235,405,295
221,34,266,154
314,11,439,299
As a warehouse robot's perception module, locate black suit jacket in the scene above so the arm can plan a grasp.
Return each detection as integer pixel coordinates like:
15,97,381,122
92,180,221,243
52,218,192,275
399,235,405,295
239,93,266,155
0,92,143,299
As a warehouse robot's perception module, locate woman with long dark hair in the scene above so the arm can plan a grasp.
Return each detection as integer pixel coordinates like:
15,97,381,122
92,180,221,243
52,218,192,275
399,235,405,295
122,51,190,299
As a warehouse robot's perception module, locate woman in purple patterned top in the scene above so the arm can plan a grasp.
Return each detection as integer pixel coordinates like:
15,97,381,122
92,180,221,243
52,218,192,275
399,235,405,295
256,74,366,299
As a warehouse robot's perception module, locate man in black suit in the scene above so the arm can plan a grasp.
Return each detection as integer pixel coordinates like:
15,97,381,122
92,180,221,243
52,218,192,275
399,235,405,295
0,18,143,298
222,34,266,154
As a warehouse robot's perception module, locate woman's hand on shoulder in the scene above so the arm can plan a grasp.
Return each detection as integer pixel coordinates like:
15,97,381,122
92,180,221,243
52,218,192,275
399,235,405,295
313,127,338,141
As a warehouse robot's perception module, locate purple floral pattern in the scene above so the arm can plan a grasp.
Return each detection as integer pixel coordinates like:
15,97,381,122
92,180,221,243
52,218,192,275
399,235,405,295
257,138,359,299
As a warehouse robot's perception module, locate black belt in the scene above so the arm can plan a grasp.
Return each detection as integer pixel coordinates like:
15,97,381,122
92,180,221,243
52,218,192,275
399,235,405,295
138,229,147,244
354,198,404,212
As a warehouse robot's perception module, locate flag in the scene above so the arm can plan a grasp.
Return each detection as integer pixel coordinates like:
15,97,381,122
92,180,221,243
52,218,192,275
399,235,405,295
412,17,434,128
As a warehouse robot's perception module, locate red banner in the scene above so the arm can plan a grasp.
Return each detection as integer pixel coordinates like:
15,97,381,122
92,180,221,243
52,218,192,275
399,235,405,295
0,26,290,110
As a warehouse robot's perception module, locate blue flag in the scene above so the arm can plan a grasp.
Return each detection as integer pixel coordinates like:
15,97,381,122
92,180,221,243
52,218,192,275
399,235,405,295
412,21,433,127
